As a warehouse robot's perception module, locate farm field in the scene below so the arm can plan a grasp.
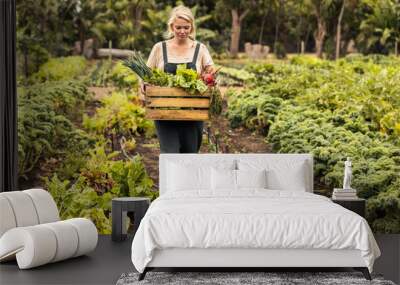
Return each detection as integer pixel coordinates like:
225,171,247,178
17,54,400,234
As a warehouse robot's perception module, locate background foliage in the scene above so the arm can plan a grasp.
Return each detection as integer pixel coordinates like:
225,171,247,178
16,0,400,78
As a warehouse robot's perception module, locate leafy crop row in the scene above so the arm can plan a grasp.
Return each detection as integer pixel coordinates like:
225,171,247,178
19,56,156,233
227,55,400,233
18,80,91,178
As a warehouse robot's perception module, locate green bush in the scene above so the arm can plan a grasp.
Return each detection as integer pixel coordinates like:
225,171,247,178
227,55,400,233
89,60,139,89
89,60,114,87
46,142,157,234
267,105,400,198
45,174,113,234
18,80,92,178
31,56,88,82
109,61,139,89
289,55,326,68
323,37,336,60
227,86,283,133
367,178,400,233
83,91,155,142
20,57,156,234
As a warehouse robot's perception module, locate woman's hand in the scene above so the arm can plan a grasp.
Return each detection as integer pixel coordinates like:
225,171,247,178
140,82,146,95
201,65,220,87
204,65,215,74
138,82,146,105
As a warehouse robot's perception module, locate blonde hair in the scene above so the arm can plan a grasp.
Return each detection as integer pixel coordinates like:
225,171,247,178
165,5,196,40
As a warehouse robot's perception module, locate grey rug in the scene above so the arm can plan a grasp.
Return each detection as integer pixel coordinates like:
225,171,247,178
116,271,396,285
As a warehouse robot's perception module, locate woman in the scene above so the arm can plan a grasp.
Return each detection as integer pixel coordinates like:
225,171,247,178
141,5,215,154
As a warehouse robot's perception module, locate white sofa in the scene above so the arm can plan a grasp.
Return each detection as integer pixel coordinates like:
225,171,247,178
0,189,98,269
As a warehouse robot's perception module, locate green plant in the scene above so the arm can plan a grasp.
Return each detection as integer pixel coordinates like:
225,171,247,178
18,80,91,178
218,65,255,86
226,55,400,233
110,61,139,90
31,56,88,82
88,60,114,87
46,142,157,234
367,178,400,233
45,174,113,234
227,87,283,133
83,91,155,143
123,53,208,94
323,37,336,60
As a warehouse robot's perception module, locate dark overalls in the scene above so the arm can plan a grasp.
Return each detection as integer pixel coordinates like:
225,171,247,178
154,41,204,153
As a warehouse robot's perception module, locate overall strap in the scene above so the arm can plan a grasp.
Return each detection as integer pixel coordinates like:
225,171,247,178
162,41,168,64
191,43,201,65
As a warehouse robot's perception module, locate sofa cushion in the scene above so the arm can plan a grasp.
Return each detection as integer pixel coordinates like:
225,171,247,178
24,189,60,224
0,192,39,228
0,197,17,237
0,189,98,269
0,218,98,269
0,189,60,238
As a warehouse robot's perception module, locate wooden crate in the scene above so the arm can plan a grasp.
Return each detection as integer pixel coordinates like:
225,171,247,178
144,86,210,121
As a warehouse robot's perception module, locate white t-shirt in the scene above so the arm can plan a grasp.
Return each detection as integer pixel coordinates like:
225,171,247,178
146,40,214,74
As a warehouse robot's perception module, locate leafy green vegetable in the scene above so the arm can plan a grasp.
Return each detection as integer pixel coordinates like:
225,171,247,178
173,64,208,94
122,51,153,80
123,53,208,94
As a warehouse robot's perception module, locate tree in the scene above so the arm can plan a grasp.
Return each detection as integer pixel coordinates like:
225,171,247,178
358,0,400,56
335,0,346,59
273,0,286,49
216,0,255,57
306,0,335,58
140,5,172,51
71,0,103,54
255,0,273,45
289,1,316,52
191,5,217,43
334,0,359,59
16,0,64,76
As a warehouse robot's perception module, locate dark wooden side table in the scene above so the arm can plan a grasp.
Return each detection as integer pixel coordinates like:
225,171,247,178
112,197,150,242
332,198,366,218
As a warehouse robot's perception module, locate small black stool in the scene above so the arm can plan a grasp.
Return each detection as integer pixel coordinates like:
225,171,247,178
112,197,150,242
332,198,366,218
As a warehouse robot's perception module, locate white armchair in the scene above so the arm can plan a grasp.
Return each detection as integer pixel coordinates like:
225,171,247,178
0,189,98,269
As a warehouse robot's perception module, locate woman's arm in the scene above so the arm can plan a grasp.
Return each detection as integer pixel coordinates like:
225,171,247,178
200,44,215,75
138,43,160,103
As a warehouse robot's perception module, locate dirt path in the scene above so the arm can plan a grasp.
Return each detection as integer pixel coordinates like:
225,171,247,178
132,90,272,191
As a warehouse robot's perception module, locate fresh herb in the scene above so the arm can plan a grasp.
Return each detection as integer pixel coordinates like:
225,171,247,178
122,51,153,80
